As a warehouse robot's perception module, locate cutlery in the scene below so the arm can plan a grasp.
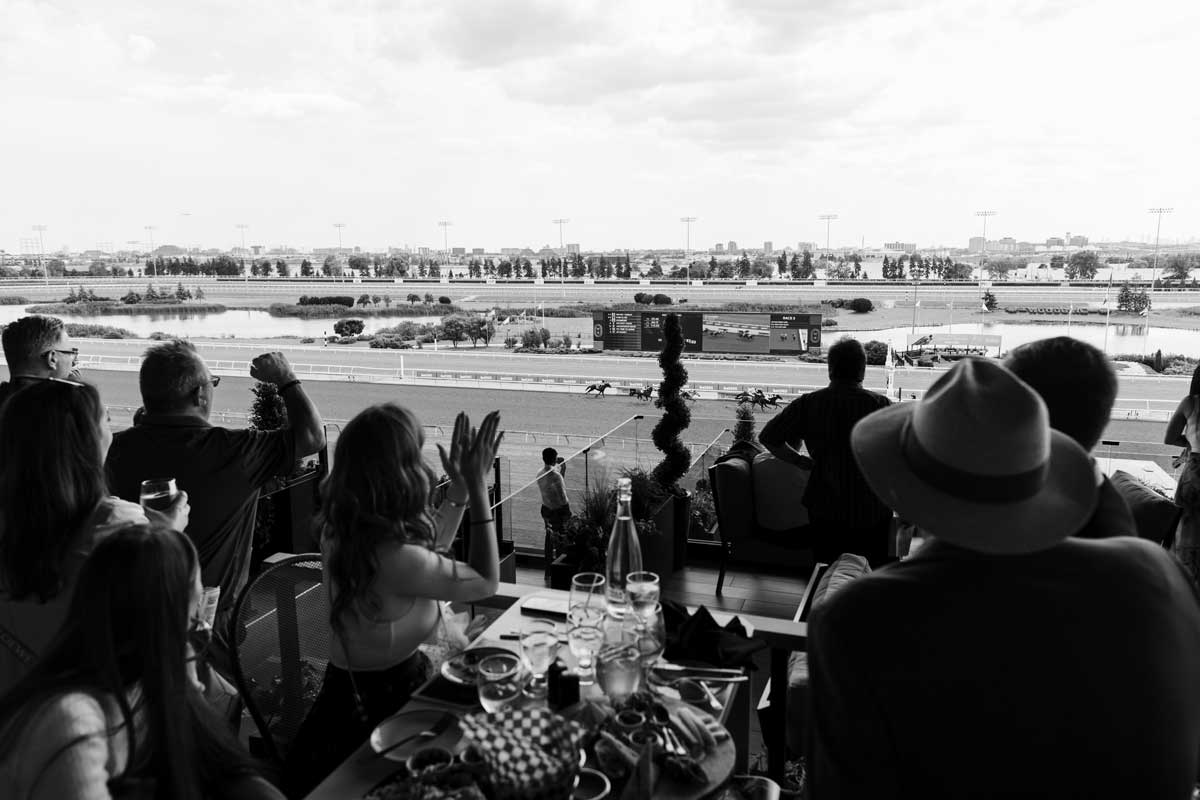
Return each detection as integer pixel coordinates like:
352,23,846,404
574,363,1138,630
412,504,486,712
652,663,744,676
372,713,454,760
652,668,747,684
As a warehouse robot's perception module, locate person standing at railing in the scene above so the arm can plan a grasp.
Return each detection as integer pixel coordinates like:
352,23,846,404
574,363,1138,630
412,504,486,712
1165,363,1200,579
104,339,326,662
537,447,570,583
0,315,80,408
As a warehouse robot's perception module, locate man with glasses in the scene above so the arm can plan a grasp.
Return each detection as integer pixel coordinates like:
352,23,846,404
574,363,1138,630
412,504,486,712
0,315,79,407
105,339,325,649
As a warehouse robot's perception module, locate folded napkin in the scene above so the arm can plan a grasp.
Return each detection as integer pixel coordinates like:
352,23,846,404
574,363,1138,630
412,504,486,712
662,602,766,671
460,707,587,800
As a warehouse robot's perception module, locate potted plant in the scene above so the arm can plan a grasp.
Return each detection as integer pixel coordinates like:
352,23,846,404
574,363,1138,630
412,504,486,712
546,473,654,590
645,312,693,572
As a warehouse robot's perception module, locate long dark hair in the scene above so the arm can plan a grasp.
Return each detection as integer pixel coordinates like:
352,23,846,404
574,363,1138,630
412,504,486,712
1190,364,1200,397
0,525,259,799
320,404,436,631
0,380,108,601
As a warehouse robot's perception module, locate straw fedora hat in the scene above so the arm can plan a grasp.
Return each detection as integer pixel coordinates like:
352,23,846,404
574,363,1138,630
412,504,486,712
851,358,1097,554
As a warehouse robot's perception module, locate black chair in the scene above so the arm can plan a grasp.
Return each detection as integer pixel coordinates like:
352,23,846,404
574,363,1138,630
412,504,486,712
229,553,328,764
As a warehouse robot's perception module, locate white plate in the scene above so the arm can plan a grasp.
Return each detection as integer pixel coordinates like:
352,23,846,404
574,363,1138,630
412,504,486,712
370,709,462,762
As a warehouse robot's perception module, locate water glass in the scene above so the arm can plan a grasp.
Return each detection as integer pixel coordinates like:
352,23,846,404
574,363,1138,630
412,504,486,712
626,571,660,618
520,618,558,697
476,653,523,713
139,478,178,512
567,624,604,684
596,645,642,704
570,573,606,626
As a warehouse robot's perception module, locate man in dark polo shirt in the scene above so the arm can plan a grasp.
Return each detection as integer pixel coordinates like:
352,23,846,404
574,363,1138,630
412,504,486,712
105,339,325,635
759,338,892,565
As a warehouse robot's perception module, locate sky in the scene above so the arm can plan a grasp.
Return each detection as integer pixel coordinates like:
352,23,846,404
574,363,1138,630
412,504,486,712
2,0,1197,255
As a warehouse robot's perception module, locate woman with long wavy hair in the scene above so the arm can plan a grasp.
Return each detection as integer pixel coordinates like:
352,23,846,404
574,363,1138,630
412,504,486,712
0,524,280,800
0,380,189,693
285,406,503,797
1166,364,1200,578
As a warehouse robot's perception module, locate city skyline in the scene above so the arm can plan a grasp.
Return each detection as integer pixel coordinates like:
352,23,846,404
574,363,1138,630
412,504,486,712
3,0,1197,254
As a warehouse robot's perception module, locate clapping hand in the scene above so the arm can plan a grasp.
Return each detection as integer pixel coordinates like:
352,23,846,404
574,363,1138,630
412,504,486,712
438,411,504,492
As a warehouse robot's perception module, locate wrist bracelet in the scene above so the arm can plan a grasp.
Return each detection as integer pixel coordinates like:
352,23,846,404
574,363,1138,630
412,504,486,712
470,518,494,525
278,379,302,393
444,496,468,509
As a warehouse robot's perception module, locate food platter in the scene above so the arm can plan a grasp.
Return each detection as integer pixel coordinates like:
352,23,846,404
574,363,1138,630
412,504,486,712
440,647,518,686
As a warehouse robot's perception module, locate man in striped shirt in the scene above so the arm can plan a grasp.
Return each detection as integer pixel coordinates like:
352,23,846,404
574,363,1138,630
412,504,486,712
759,338,893,566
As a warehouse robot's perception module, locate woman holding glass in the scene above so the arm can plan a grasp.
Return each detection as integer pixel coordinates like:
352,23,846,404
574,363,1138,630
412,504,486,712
0,380,189,695
286,406,503,797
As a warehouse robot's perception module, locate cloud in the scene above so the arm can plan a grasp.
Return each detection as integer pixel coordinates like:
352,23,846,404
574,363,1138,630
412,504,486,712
127,33,157,63
432,0,613,68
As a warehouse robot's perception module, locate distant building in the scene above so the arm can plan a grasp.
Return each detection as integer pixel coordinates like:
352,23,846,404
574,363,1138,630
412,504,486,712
992,237,1017,254
763,241,773,254
500,248,521,256
797,241,816,252
1069,235,1089,247
714,243,725,254
727,240,737,253
1046,237,1065,248
969,236,985,252
472,248,485,255
885,242,917,253
451,247,466,256
418,246,431,256
567,243,581,254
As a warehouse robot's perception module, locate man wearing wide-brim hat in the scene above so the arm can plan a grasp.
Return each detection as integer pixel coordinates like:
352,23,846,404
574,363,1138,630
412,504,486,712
807,358,1200,798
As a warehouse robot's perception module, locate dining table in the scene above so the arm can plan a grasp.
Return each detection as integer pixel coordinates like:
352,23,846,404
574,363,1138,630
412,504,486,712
304,588,754,800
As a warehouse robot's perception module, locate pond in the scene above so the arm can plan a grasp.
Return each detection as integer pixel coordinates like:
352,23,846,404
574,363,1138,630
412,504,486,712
0,307,445,339
832,321,1200,357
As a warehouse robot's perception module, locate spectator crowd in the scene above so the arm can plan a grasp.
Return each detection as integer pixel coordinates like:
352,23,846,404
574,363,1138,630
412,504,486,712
2,312,1200,799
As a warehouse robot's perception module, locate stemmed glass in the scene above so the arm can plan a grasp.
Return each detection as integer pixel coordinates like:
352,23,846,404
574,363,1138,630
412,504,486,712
520,618,558,699
635,603,666,679
569,573,606,629
477,653,523,713
626,571,660,619
596,620,641,704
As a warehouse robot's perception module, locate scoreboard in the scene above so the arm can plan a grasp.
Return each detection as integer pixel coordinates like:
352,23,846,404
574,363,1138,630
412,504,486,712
593,311,822,355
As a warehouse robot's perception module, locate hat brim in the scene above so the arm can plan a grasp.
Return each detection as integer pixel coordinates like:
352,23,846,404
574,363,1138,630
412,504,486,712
851,402,1098,554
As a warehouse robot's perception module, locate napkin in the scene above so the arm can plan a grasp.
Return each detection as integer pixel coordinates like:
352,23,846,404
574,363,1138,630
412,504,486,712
662,602,766,670
459,707,587,800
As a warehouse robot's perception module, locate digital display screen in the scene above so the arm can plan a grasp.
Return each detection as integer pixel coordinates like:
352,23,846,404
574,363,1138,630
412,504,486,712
594,311,821,354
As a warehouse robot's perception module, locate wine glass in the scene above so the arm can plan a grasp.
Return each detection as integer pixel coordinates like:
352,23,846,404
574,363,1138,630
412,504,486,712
596,641,642,705
520,618,558,698
568,624,604,685
139,478,177,512
477,653,523,713
626,571,660,619
569,573,606,628
636,603,666,677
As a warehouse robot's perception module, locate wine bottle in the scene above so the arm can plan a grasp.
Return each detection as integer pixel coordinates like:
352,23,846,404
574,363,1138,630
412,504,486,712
605,477,643,619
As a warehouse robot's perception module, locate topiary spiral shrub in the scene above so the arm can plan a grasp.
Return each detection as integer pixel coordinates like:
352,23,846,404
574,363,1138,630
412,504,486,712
650,313,692,491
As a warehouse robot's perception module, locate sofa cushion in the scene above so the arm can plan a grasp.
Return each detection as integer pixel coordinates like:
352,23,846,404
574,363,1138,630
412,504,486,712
785,554,872,752
1110,470,1181,546
752,453,810,531
711,455,754,543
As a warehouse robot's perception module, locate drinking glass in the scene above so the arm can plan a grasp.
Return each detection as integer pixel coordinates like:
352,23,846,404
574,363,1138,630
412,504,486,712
568,624,604,685
635,603,666,675
596,644,642,704
139,478,178,512
477,653,523,713
520,618,558,698
569,573,606,628
626,571,660,619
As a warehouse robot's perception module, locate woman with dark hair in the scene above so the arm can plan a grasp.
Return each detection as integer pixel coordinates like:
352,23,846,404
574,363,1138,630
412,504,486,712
285,407,503,796
0,524,281,799
0,380,189,693
1165,364,1200,577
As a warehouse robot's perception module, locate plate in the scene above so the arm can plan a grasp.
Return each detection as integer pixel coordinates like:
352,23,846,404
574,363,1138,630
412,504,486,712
370,709,463,763
441,646,519,686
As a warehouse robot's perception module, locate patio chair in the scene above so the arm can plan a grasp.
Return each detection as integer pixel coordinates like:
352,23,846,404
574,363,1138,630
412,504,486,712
229,553,329,764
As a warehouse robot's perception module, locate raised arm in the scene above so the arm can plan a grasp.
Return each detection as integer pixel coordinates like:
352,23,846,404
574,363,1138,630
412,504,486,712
1166,396,1191,447
759,396,809,467
250,352,327,456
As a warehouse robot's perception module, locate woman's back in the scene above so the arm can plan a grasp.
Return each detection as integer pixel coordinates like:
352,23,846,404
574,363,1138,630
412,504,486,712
1184,395,1200,451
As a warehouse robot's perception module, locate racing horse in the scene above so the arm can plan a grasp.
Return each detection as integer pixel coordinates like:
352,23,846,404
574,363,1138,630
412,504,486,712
628,386,654,401
584,381,612,396
752,393,783,410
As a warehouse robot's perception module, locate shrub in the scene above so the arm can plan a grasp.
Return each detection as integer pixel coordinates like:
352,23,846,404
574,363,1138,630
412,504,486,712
148,331,176,340
520,328,543,348
300,337,315,344
355,333,373,342
335,335,356,345
732,404,756,443
438,296,452,305
633,292,653,305
332,318,365,337
822,319,838,327
652,293,673,305
63,323,137,338
298,295,355,306
863,340,889,366
650,313,692,492
848,298,874,313
0,296,29,306
547,337,562,349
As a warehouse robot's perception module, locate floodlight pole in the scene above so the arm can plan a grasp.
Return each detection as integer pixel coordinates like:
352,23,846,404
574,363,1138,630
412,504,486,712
819,214,838,253
33,225,47,287
1145,207,1173,352
975,211,996,283
553,218,569,297
680,217,697,283
236,224,249,282
145,225,158,276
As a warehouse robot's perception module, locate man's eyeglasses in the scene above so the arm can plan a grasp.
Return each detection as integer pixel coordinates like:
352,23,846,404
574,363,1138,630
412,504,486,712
42,348,79,361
